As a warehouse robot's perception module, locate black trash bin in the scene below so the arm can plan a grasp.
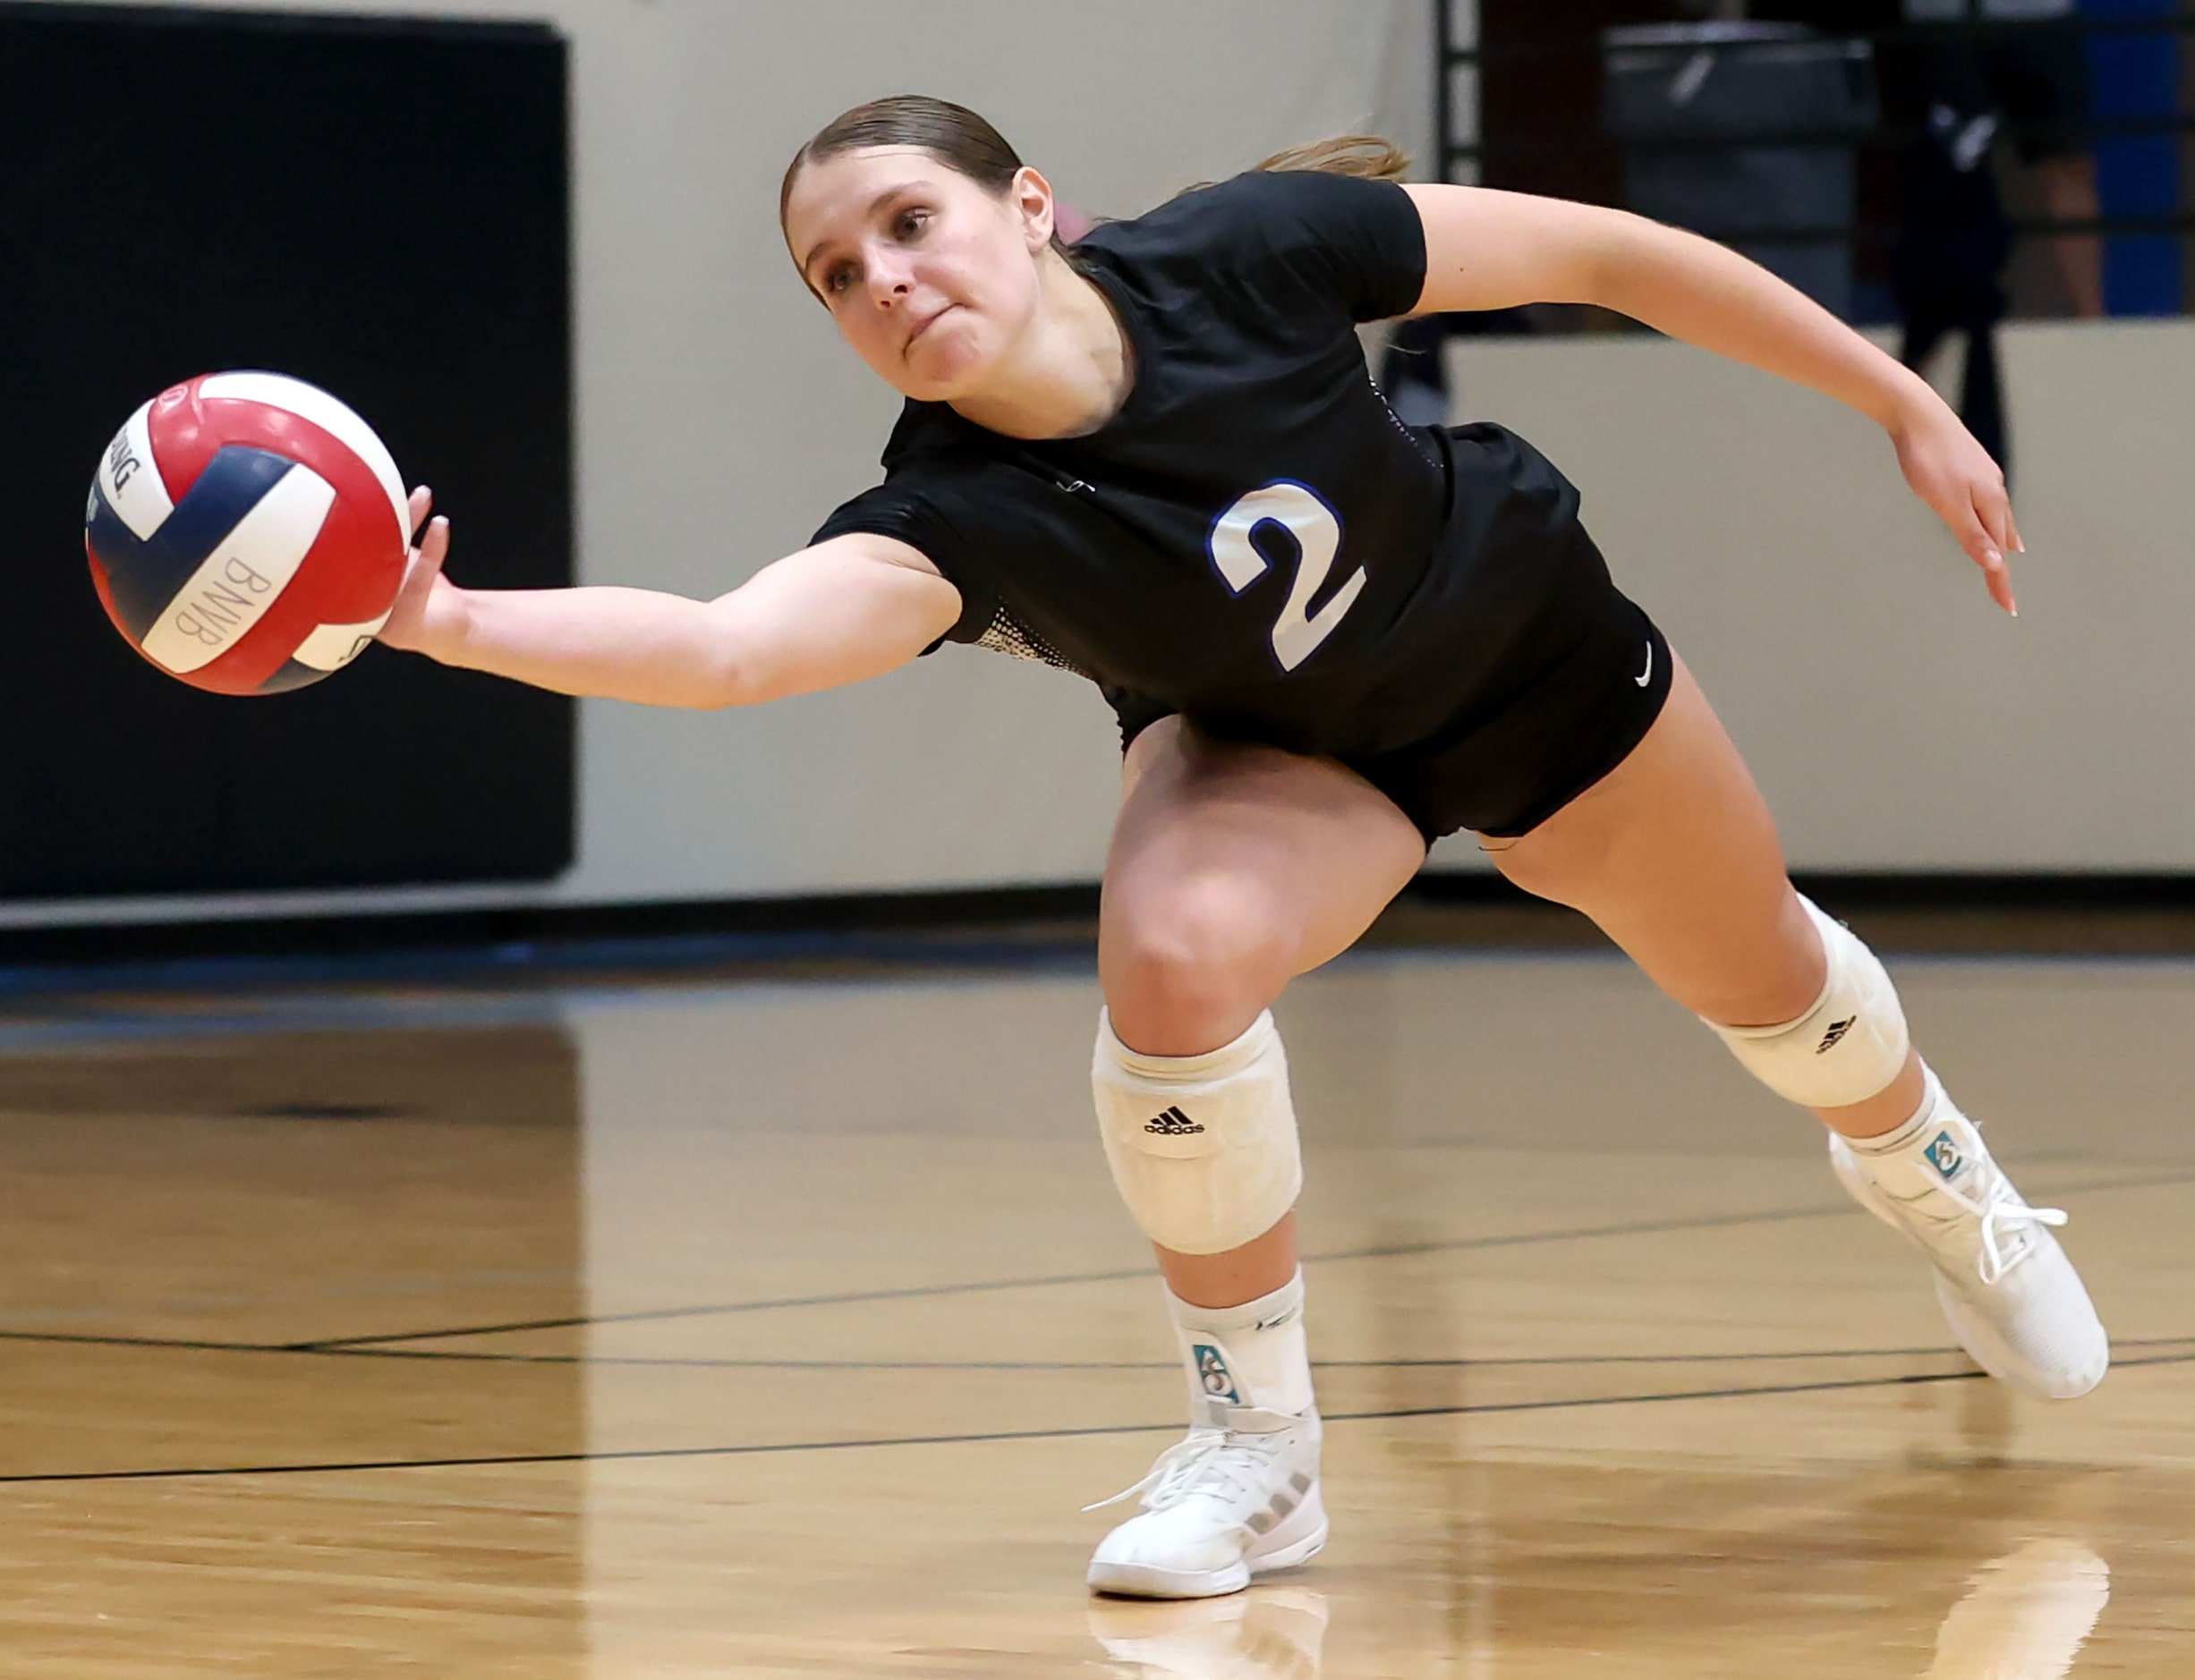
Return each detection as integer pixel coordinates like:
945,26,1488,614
1602,21,1878,318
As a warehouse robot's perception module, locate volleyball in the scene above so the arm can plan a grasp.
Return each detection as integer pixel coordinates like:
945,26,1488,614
83,371,410,695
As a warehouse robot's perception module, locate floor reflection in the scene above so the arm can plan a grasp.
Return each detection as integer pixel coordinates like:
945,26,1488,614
0,1007,589,1675
1929,1540,2109,1679
1090,1587,1330,1678
1078,1538,2112,1678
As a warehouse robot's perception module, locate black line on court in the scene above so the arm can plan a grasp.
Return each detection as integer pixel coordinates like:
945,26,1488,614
286,1167,2195,1352
272,1203,1918,1348
5,1167,2183,1367
6,1348,2191,1487
14,1323,2186,1371
6,1313,2185,1377
301,1336,2195,1372
0,1327,282,1355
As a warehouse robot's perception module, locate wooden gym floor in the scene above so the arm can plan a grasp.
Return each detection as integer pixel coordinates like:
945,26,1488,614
0,927,2191,1675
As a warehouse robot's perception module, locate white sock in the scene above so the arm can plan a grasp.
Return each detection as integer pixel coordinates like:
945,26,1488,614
1847,1065,1951,1157
1166,1269,1315,1421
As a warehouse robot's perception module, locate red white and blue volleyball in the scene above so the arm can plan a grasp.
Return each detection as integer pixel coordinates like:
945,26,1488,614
83,371,409,695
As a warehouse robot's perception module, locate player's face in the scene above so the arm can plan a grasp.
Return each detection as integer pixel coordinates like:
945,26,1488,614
784,145,1051,401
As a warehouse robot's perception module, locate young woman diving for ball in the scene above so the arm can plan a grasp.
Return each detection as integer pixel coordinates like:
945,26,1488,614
379,96,2107,1601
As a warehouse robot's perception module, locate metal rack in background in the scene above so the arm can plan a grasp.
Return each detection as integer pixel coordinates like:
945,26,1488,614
1434,0,1482,188
1432,3,2195,247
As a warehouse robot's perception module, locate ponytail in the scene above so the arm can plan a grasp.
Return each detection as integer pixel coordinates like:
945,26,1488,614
1253,135,1411,182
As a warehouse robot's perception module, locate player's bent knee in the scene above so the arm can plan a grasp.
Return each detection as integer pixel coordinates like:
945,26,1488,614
1092,1006,1302,1255
1113,872,1294,972
1102,878,1297,1038
1707,896,1910,1109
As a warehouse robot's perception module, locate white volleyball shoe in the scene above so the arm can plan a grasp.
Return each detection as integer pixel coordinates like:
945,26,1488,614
1828,1078,2109,1400
1085,1404,1327,1600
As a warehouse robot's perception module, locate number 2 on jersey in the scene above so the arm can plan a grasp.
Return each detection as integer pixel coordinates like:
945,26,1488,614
1206,482,1366,673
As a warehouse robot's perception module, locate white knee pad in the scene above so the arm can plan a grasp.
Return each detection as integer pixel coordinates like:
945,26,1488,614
1093,1008,1302,1257
1709,896,1910,1109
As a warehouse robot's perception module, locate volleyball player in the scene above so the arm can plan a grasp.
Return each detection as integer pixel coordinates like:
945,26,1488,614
379,96,2108,1601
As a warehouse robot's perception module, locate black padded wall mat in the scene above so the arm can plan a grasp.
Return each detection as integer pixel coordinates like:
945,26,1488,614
0,4,574,896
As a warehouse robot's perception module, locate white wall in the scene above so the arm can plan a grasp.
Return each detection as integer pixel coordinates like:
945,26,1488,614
13,1,2193,929
1431,321,2195,871
563,0,1415,904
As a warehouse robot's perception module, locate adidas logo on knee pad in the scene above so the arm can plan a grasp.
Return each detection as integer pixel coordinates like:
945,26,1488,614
1145,1106,1204,1136
1706,900,1910,1110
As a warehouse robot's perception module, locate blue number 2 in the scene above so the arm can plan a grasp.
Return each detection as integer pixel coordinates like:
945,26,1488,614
1206,481,1365,673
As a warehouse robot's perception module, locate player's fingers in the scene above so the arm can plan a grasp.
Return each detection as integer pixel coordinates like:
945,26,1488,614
1958,505,2015,615
1970,522,2016,615
1974,479,2013,555
408,484,433,539
379,518,450,650
1959,506,1999,570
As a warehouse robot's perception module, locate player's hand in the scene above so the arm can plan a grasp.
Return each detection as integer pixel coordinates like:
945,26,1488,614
378,486,466,656
1889,395,2022,616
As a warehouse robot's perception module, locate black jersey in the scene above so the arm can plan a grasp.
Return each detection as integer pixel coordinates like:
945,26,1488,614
813,168,1595,767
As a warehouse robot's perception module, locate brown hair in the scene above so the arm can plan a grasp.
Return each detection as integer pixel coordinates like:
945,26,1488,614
1251,135,1413,181
781,96,1413,254
781,94,1069,262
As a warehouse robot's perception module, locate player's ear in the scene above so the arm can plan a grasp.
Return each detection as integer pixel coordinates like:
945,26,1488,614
1010,165,1056,253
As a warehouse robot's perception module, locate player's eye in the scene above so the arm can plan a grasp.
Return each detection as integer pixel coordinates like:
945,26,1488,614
823,261,856,297
895,208,930,241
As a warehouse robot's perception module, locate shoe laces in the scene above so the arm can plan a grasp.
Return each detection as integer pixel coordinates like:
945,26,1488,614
1931,1169,2069,1286
1083,1426,1289,1517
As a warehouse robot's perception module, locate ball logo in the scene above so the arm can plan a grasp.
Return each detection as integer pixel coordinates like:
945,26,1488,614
106,428,144,495
96,403,175,541
163,557,278,649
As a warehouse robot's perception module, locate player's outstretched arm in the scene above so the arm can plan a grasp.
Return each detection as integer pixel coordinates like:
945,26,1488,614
378,490,963,707
1401,183,2021,615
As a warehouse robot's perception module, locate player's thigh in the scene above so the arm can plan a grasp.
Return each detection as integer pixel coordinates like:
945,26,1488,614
1101,717,1425,1042
1481,649,1820,1028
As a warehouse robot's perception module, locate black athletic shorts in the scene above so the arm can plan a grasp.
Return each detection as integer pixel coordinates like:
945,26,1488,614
1340,518,1672,844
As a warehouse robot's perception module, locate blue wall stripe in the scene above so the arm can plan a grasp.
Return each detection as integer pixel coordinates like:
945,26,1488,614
2083,0,2182,316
